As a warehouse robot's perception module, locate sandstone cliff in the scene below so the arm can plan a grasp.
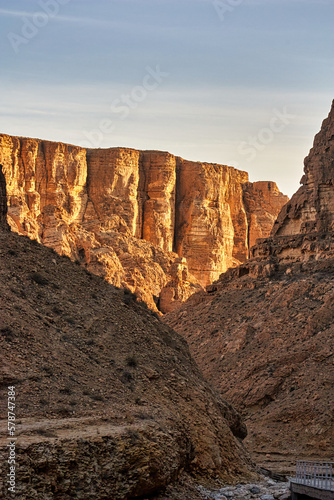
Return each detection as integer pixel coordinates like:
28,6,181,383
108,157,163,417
164,101,334,473
0,134,287,311
272,99,334,237
0,229,256,499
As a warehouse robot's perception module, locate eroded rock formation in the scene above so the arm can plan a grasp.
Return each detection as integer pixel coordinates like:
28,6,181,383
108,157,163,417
0,134,287,311
164,101,334,473
272,100,334,237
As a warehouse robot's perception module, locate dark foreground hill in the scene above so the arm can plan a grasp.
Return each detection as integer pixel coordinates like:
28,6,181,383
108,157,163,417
0,229,256,499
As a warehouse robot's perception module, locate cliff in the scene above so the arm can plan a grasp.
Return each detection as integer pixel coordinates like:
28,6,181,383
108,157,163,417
0,229,256,498
164,101,334,472
272,99,334,237
0,134,287,312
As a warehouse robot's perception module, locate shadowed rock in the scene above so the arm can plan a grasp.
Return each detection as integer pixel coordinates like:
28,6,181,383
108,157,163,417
0,164,9,231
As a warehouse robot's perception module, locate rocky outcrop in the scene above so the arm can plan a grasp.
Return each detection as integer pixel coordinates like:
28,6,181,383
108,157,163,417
164,101,334,473
0,164,9,230
175,160,245,285
243,181,289,252
272,99,334,237
0,134,287,311
0,229,256,498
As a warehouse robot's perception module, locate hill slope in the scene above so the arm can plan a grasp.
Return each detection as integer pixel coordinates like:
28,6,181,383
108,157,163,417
165,101,334,473
0,228,256,499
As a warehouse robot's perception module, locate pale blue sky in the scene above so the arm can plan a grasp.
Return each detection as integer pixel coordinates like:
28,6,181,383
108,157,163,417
0,0,333,196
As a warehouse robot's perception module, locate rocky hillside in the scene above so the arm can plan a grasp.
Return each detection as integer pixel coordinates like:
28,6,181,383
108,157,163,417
165,101,334,474
0,232,257,497
0,135,287,312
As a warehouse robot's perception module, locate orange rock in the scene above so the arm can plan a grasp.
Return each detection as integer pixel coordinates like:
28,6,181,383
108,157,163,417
0,134,287,310
272,99,334,237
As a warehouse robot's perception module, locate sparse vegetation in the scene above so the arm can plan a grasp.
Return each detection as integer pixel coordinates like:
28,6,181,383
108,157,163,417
30,272,49,286
126,356,137,368
56,406,72,417
35,428,57,437
59,386,73,395
122,289,137,305
91,394,105,402
0,326,14,339
121,370,133,384
41,366,54,376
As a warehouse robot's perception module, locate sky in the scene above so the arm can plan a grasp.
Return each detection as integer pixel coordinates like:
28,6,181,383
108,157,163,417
0,0,333,197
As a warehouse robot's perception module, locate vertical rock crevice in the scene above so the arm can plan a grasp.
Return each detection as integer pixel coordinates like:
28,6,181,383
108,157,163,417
0,164,10,231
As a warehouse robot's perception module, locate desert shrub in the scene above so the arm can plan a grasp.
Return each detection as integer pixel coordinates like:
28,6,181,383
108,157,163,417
91,394,105,402
59,386,72,395
35,429,56,437
121,370,133,384
56,406,72,417
122,289,137,305
126,356,137,368
0,327,14,340
41,365,54,376
30,272,49,286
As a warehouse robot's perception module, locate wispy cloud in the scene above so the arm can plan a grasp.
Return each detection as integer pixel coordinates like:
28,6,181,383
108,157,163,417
0,8,109,25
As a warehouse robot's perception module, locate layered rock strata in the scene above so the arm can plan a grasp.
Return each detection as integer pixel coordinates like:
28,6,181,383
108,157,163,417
272,100,334,237
164,101,334,472
0,134,287,311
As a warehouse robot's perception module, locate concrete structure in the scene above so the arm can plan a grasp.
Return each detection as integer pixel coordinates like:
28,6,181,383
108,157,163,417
290,462,334,500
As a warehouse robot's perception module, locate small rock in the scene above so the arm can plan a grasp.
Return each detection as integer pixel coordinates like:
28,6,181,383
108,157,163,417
278,494,291,500
249,486,261,494
224,492,234,498
266,479,276,486
261,495,275,500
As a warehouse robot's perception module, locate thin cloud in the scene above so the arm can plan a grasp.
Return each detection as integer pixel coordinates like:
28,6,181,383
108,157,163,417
0,8,110,26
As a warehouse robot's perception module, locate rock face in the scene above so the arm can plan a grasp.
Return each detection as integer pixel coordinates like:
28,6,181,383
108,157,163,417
243,181,290,251
0,134,287,311
0,230,256,499
272,100,334,237
0,164,9,230
164,101,334,473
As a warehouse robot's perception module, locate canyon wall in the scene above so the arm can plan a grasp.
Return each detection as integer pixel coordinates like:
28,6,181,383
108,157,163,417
0,133,287,311
271,100,334,238
165,101,334,472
